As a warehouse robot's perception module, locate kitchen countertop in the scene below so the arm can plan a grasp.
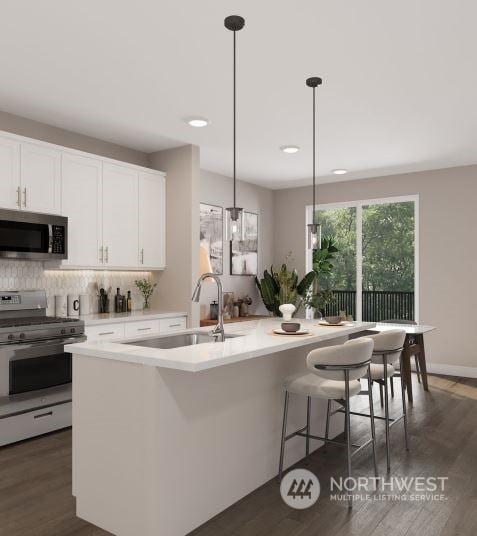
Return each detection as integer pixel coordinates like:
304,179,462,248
70,318,375,372
80,309,187,326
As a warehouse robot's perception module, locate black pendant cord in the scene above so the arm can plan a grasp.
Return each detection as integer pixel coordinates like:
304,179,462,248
312,85,316,224
233,29,237,209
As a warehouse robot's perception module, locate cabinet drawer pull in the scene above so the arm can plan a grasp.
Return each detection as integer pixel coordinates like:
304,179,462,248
34,411,53,419
137,327,152,331
98,331,115,336
169,323,181,327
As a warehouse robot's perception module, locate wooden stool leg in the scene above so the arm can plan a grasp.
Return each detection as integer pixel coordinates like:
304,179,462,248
416,334,429,391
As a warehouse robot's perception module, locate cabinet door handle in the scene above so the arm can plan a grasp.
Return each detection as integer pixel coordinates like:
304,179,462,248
22,187,27,207
104,246,109,263
99,246,104,263
99,331,115,336
140,248,144,264
16,187,21,207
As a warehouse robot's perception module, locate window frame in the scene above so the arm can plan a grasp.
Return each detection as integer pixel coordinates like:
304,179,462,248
305,194,420,322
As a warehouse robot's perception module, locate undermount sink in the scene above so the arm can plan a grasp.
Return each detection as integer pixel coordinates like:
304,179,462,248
125,330,242,350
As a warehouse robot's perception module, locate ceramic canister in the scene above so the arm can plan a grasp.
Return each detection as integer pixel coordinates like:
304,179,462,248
79,294,90,316
67,295,80,316
54,295,67,317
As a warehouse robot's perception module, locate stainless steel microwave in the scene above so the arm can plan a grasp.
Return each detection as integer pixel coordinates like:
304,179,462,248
0,209,68,260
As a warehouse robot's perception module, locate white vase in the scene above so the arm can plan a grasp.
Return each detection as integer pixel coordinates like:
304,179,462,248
279,303,296,321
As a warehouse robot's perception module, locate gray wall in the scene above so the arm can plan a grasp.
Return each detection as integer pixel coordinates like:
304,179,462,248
0,110,149,166
149,145,200,326
199,170,274,318
274,165,477,373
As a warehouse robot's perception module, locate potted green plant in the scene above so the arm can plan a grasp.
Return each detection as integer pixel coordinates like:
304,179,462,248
255,253,316,317
134,279,157,310
307,236,339,318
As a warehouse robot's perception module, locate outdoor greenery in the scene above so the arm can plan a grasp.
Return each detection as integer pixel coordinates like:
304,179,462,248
315,202,414,292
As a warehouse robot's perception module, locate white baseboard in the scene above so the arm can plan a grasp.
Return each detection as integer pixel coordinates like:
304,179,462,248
424,363,477,379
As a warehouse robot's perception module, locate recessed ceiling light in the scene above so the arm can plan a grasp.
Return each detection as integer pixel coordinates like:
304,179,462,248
332,169,348,175
280,145,300,154
184,117,210,127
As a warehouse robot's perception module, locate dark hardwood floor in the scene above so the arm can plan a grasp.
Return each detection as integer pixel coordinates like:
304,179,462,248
1,374,476,536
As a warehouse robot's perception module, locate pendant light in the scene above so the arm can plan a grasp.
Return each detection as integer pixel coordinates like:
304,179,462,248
306,76,323,250
224,15,245,241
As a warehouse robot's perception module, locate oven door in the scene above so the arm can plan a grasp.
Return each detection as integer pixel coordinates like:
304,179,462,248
0,336,86,397
0,209,67,260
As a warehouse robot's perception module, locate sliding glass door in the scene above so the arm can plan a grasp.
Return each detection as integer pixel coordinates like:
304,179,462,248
306,196,418,322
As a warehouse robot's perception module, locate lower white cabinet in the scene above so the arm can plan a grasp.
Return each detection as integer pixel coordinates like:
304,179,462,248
85,316,186,342
159,317,187,332
85,324,125,342
124,319,160,338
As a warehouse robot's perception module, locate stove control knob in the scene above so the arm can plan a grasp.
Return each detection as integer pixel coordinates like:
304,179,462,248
7,334,14,341
70,328,76,334
19,333,26,339
61,328,67,335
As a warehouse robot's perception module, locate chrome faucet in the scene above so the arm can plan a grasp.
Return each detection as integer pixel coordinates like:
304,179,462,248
191,273,225,342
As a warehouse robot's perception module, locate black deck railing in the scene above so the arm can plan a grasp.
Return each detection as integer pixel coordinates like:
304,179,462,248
323,290,415,322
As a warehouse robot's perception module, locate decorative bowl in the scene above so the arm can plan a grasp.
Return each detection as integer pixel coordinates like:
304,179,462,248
281,322,301,333
324,316,342,325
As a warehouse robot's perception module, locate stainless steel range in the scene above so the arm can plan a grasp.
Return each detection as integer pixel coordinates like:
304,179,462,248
0,290,85,446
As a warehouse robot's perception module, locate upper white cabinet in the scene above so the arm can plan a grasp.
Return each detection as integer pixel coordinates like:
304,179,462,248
62,154,102,267
102,163,139,268
139,172,166,269
0,136,20,210
0,129,166,270
20,143,61,214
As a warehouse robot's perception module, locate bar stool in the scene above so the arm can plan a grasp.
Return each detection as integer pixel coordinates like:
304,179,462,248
365,329,409,472
278,338,377,508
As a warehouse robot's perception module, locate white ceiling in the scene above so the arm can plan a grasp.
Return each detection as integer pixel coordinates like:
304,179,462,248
0,1,476,189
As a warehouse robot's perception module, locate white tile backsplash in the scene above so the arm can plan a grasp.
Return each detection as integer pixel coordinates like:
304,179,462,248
0,260,151,315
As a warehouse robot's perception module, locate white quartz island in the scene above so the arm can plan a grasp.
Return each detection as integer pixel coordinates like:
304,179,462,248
70,319,375,536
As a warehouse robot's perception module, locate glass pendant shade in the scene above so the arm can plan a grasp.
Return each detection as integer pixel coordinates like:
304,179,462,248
225,206,244,241
307,222,322,250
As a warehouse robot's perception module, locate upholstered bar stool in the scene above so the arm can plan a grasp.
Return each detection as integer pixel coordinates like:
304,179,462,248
362,329,409,472
278,338,377,508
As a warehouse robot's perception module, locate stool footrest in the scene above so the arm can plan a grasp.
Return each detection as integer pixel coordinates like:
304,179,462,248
336,408,404,426
294,430,367,451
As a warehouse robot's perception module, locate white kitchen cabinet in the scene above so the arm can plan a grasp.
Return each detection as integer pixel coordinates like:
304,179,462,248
0,136,20,210
124,319,160,338
159,317,187,332
102,163,139,268
138,171,166,268
20,142,61,214
85,323,125,342
62,154,102,266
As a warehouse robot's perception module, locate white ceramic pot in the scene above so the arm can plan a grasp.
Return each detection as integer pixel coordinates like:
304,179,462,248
279,303,296,321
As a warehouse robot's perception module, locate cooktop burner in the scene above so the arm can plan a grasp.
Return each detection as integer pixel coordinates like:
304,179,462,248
0,316,81,329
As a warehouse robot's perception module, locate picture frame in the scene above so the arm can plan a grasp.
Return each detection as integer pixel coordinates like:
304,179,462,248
200,203,223,275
